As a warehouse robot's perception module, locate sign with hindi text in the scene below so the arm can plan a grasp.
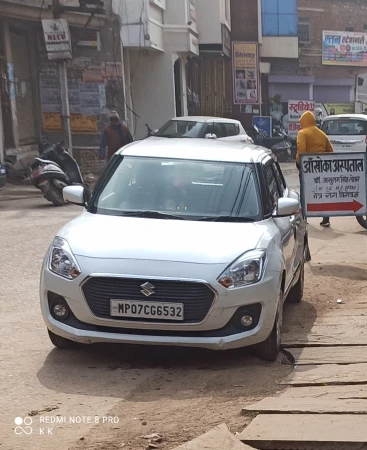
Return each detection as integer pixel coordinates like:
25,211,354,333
322,31,367,66
300,152,367,217
288,100,315,138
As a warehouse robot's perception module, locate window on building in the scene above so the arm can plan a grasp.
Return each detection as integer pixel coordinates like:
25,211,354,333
261,0,298,37
298,18,310,43
346,27,354,32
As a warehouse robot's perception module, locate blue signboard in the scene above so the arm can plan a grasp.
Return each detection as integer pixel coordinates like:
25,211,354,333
252,116,272,137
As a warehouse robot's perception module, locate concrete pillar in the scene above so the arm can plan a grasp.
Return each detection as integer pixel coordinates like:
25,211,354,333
180,55,188,116
123,48,134,133
3,21,19,149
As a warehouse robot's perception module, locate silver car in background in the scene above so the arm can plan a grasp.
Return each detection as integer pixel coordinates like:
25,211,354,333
322,114,367,152
40,139,306,361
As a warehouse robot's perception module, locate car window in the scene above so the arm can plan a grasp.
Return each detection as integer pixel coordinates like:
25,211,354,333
224,123,239,136
156,120,203,137
207,122,227,138
272,162,286,195
264,162,281,208
322,119,367,136
91,156,261,220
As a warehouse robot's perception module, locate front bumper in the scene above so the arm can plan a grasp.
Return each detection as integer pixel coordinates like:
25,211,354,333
41,257,281,351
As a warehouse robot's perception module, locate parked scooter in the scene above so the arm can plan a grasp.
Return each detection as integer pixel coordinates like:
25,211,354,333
30,140,88,206
272,121,297,159
247,125,292,161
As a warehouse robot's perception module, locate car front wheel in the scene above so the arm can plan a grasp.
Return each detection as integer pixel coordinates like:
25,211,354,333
48,329,76,349
254,291,283,362
287,259,305,304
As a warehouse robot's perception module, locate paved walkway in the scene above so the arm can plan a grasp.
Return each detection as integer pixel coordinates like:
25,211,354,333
238,216,367,449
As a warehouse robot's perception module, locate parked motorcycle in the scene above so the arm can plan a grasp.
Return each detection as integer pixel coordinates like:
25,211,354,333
247,125,292,161
272,121,297,159
30,140,88,206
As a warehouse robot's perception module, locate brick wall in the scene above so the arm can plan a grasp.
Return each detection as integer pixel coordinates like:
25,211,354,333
299,0,367,78
231,0,259,41
74,147,107,179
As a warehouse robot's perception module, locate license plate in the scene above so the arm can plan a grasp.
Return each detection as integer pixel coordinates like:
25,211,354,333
110,300,184,321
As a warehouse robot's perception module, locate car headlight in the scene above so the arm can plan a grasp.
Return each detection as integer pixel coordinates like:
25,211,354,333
48,237,81,280
218,250,267,289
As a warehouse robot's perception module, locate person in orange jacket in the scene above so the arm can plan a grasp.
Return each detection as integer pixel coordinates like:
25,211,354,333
296,110,334,227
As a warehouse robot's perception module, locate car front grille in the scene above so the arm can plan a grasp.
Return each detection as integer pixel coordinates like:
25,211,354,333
82,277,216,323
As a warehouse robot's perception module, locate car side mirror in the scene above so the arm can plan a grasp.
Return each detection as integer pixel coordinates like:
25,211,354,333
273,197,300,217
63,185,89,206
205,133,217,139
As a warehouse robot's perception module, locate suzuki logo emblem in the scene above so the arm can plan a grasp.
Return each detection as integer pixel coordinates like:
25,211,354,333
140,282,155,297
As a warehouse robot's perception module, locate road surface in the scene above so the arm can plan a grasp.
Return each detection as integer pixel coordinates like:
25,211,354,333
1,167,365,450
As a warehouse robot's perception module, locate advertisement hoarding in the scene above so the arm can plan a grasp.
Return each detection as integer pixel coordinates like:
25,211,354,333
322,30,367,66
232,42,259,105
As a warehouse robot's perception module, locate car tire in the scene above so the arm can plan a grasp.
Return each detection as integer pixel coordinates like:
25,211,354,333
254,292,283,362
48,329,76,349
287,259,305,304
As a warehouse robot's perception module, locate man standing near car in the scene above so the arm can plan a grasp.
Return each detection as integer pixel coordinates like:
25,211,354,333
296,110,334,228
99,111,133,161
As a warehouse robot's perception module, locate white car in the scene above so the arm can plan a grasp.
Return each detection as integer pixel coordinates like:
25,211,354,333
321,114,367,152
149,116,253,143
40,139,306,361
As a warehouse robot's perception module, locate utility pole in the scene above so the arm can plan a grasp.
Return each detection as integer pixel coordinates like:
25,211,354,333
52,0,73,156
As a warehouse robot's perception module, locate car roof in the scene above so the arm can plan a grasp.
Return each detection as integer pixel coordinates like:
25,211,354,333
118,138,272,164
168,116,241,124
323,113,367,121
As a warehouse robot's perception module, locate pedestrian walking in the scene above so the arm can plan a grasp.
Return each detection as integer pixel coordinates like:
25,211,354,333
99,111,133,161
296,110,334,228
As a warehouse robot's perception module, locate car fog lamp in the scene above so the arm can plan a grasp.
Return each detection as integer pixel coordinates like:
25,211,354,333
53,303,69,319
240,314,253,327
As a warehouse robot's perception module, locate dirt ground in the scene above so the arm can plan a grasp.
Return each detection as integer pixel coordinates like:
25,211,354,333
1,175,366,450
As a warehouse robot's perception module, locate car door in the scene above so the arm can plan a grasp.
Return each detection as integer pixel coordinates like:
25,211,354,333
273,161,304,278
262,160,295,290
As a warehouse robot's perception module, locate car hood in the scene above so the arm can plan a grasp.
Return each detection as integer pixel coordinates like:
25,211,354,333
58,212,265,264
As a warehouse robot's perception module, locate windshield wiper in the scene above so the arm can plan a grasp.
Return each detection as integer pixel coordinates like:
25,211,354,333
198,216,256,222
155,134,192,138
119,211,186,220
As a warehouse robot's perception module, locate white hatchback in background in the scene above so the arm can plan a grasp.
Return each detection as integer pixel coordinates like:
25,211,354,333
149,116,253,143
321,114,367,152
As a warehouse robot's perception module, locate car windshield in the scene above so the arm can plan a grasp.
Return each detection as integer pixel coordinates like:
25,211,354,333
90,156,261,221
155,120,204,138
322,119,367,136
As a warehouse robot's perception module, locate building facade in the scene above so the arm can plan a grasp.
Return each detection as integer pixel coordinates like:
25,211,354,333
187,0,232,118
0,0,123,175
116,0,232,139
230,0,367,130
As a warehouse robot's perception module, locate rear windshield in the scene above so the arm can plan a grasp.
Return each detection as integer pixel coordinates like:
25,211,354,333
322,119,367,136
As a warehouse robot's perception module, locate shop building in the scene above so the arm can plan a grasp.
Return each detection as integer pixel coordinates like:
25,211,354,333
187,0,232,118
0,0,124,175
230,0,367,129
116,0,200,139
